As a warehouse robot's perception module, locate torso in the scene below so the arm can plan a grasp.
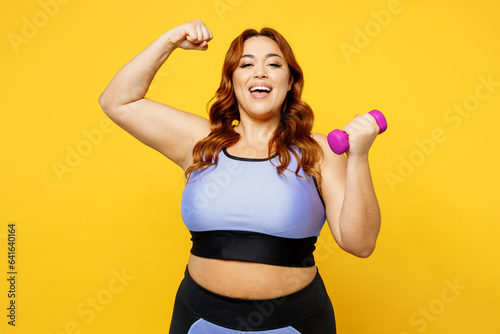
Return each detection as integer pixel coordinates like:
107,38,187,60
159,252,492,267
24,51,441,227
182,143,323,300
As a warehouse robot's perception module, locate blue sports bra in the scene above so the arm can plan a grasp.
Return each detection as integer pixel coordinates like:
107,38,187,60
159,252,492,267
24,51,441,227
181,147,326,267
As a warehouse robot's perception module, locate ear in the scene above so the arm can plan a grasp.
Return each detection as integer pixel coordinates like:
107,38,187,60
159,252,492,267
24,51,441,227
287,74,293,91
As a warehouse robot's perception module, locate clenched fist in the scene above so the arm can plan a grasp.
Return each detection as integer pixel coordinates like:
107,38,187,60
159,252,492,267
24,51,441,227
165,19,213,51
341,113,380,157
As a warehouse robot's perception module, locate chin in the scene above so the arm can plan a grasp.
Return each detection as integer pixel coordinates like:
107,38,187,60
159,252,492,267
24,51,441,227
246,107,281,119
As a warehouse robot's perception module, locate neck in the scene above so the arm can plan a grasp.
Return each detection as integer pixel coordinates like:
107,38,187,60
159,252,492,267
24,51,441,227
234,116,280,147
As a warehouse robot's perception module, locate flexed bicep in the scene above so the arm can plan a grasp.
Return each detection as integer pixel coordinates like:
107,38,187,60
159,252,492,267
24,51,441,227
108,98,210,170
98,19,214,169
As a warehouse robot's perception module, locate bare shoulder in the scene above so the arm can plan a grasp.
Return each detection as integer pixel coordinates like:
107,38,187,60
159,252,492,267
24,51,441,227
311,132,328,148
311,133,346,172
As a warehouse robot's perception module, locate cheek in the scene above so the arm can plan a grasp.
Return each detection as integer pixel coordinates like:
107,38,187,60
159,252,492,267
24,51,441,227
233,89,245,103
277,71,291,89
232,87,248,107
232,72,247,93
278,75,292,95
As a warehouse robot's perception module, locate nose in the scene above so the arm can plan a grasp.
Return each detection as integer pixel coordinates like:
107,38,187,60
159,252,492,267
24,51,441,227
253,64,268,78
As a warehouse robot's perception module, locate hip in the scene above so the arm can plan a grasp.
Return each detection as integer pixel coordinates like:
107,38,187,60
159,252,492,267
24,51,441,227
169,265,336,333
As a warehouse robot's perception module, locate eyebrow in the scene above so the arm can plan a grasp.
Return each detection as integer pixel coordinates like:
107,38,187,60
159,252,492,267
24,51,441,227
241,53,283,59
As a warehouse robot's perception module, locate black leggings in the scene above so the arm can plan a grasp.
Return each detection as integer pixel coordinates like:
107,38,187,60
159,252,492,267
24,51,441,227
169,267,336,333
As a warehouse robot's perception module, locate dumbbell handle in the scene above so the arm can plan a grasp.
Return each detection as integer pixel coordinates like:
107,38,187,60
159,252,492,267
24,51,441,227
327,110,387,155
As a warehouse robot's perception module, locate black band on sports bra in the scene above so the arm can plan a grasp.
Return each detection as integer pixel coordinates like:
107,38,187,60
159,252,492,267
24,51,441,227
189,230,317,267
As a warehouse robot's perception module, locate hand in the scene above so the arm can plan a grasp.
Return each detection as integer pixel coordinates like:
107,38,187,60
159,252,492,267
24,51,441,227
341,112,380,157
165,19,213,51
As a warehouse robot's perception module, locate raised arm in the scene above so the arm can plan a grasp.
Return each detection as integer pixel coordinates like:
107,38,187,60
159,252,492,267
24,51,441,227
98,19,213,170
313,113,382,258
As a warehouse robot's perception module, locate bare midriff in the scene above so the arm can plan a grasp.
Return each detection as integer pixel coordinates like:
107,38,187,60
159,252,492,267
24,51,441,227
187,253,317,300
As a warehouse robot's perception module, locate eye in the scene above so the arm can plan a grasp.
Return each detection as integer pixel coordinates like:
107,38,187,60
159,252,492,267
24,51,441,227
269,63,282,67
240,63,253,68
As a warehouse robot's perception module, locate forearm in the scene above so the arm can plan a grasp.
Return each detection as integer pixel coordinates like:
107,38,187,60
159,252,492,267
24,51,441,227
98,32,176,109
338,155,381,257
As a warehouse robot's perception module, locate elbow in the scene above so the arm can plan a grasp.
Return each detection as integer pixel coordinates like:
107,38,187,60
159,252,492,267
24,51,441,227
98,93,112,111
98,95,105,108
354,245,376,258
98,94,124,119
342,241,377,258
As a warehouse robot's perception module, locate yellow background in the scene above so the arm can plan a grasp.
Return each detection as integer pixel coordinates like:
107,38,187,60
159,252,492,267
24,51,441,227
1,0,499,333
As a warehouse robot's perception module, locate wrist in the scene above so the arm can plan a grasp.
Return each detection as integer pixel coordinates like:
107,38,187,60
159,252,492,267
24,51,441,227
346,152,369,165
160,31,178,53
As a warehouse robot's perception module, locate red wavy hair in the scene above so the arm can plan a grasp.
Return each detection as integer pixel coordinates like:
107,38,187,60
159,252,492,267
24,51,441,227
185,28,323,186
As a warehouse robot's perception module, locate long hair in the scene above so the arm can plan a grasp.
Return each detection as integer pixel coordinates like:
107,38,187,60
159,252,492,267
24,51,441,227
185,28,323,187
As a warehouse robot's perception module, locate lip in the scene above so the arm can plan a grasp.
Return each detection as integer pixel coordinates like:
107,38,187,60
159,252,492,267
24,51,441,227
248,82,273,99
248,82,273,92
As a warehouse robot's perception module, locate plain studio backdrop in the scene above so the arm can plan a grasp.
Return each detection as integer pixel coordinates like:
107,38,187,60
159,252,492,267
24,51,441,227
1,0,499,333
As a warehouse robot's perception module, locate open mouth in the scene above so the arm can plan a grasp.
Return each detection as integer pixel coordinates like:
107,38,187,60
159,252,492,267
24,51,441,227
249,85,273,98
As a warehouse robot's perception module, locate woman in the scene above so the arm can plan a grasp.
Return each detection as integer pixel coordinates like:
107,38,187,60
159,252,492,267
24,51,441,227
98,19,381,333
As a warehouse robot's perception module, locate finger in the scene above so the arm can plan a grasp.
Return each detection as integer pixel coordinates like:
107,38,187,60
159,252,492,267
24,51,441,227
195,20,208,43
207,26,213,40
358,114,375,126
201,25,211,42
196,21,209,41
185,23,198,43
343,115,370,133
199,40,208,50
352,117,377,135
342,123,356,132
195,24,204,43
362,113,381,132
195,19,213,42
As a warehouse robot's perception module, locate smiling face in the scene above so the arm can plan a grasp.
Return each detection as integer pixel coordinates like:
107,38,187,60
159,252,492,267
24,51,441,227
232,36,292,122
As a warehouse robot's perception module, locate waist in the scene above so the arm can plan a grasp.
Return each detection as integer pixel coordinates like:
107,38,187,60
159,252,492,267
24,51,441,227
189,230,318,267
188,254,318,300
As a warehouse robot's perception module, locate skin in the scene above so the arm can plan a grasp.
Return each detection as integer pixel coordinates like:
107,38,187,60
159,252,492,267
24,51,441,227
227,36,292,159
98,19,381,299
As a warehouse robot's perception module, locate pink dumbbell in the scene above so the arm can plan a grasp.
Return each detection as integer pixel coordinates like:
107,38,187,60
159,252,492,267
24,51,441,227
327,109,387,155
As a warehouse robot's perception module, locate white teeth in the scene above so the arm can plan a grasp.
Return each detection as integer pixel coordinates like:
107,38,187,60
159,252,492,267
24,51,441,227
250,86,272,92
